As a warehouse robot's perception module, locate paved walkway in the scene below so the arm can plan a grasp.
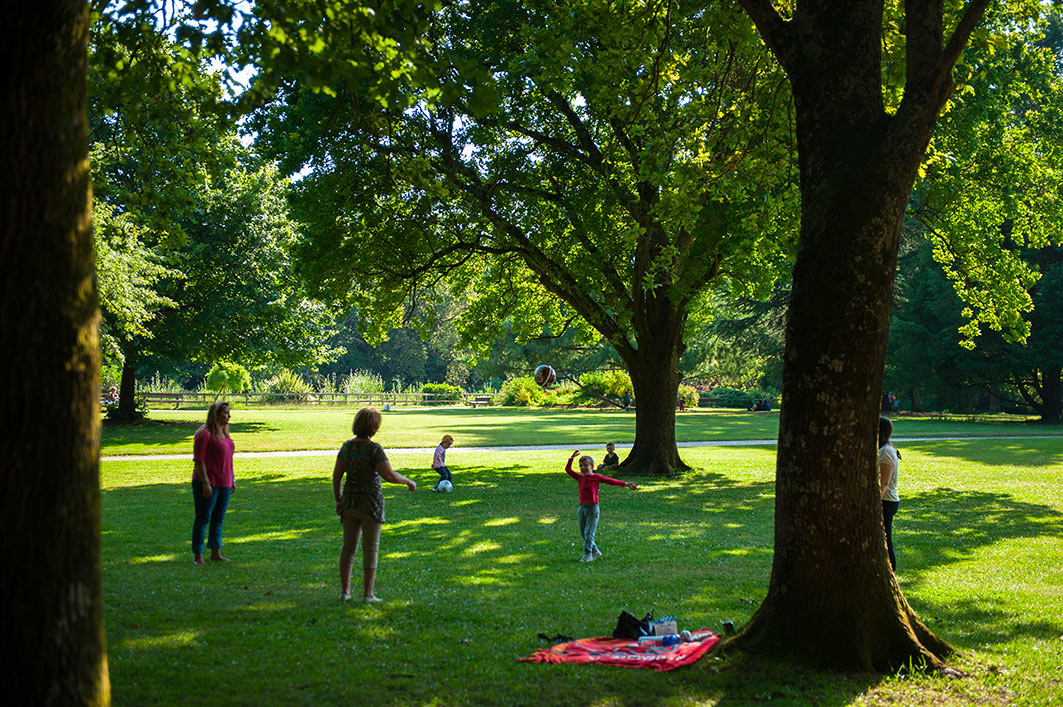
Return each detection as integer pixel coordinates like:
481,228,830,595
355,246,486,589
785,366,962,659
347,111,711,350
100,434,1061,462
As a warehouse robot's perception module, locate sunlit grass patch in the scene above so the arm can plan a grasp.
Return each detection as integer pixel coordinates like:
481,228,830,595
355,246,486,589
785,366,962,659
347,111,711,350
101,425,1063,705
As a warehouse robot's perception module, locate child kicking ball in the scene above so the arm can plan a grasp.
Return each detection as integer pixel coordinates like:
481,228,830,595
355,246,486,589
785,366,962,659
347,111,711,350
564,449,638,562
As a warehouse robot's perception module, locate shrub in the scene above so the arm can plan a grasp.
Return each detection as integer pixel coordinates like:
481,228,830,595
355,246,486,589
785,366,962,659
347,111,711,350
262,369,312,402
704,386,755,409
147,372,187,393
579,370,632,398
678,383,698,408
340,370,385,394
501,377,545,406
205,362,252,395
422,382,464,404
541,382,581,407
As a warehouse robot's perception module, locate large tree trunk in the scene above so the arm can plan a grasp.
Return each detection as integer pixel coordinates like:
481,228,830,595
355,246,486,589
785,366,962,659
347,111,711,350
909,386,924,413
987,383,1001,414
1039,366,1062,422
623,335,688,475
1,1,110,703
118,351,138,418
730,0,986,672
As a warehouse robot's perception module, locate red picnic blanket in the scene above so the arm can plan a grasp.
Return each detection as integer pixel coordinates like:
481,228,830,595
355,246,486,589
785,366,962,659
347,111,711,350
519,630,720,671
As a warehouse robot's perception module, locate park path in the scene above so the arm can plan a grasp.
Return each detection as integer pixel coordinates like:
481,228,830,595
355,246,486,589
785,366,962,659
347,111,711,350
99,434,1061,462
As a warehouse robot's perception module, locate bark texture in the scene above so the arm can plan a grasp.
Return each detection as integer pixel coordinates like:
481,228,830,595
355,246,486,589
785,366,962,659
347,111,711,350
622,327,687,475
730,0,988,671
1,2,110,702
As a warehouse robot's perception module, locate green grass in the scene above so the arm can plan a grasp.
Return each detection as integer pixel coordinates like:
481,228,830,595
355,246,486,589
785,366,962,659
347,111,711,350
100,406,1061,456
100,414,1063,705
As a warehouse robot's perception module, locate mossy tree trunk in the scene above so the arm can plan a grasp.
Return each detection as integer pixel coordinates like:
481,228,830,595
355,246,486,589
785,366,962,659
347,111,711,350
731,0,991,671
1,1,110,702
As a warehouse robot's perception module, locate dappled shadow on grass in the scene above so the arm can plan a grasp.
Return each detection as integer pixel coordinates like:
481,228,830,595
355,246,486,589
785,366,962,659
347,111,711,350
101,465,790,703
101,419,277,452
901,437,1063,468
907,596,1063,652
898,487,1063,577
100,457,1060,705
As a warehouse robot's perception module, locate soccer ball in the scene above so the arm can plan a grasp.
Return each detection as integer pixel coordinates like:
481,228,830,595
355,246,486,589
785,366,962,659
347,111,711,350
533,364,556,388
438,480,453,493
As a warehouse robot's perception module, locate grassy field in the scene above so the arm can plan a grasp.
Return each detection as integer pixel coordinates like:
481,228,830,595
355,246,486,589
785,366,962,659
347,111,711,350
100,412,1063,705
100,406,1060,456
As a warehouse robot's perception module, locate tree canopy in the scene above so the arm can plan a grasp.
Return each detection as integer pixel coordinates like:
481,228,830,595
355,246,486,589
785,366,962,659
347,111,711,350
249,0,800,472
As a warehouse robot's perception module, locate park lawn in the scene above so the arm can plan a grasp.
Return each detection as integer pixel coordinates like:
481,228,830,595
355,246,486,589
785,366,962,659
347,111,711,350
100,432,1063,705
99,406,1062,456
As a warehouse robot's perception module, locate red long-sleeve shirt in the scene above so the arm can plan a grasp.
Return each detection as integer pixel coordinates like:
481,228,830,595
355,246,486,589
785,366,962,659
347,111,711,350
566,458,626,505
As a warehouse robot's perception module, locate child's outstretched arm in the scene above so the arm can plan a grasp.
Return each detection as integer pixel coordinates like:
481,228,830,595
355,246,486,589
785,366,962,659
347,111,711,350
565,450,581,479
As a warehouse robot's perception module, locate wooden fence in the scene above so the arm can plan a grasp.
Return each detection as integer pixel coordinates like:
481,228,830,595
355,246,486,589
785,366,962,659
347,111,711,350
134,391,506,409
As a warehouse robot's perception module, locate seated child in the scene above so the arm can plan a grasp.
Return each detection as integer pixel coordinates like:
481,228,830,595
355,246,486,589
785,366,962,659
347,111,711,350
598,442,620,470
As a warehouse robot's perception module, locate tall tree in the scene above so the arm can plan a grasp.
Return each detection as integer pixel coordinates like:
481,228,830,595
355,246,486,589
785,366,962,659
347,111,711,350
730,0,1041,670
2,1,110,703
252,0,799,473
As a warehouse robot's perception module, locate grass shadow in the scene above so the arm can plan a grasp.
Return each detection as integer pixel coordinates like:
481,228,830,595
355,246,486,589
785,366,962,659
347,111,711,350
100,451,1061,705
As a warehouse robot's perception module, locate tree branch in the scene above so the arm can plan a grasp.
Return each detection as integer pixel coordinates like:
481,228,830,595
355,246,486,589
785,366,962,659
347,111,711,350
735,0,791,69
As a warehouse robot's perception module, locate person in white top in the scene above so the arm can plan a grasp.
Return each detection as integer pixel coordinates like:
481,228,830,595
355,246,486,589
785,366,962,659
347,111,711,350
878,416,900,571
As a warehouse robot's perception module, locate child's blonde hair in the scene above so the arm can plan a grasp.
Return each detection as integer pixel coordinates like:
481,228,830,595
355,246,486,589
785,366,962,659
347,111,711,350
441,434,453,444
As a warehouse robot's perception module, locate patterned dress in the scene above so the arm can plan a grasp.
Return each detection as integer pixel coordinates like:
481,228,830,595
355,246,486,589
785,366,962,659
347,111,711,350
337,439,388,523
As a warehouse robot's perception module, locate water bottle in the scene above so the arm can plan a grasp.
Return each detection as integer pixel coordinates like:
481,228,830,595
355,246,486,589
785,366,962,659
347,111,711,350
637,633,679,646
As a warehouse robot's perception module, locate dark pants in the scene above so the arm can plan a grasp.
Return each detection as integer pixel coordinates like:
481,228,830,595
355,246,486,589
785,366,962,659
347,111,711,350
192,480,232,554
882,499,899,571
433,465,452,490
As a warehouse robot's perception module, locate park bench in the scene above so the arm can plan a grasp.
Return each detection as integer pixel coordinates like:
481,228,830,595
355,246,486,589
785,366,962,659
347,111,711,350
469,395,492,407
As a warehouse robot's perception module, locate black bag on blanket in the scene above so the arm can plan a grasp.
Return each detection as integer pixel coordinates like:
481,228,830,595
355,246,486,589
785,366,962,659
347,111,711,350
612,610,654,640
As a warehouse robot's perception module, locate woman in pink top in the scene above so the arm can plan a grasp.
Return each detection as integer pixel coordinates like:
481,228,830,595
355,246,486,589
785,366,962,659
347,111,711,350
565,449,637,563
191,401,236,565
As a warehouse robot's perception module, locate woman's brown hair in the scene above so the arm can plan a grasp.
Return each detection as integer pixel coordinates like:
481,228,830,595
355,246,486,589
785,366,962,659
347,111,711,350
353,407,382,438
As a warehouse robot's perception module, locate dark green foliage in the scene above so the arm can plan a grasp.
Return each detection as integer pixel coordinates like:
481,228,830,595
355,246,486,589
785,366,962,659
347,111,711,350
703,387,757,410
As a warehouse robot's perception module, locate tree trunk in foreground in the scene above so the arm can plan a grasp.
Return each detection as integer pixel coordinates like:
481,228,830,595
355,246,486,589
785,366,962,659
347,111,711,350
1,2,110,703
731,0,990,672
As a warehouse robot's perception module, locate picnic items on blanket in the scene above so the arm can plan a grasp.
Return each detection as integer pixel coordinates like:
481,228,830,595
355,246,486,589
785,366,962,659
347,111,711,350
651,615,677,636
520,629,720,671
612,610,654,640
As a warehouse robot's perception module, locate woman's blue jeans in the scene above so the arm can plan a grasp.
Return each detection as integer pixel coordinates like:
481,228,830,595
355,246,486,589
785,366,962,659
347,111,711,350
578,503,600,556
192,480,231,554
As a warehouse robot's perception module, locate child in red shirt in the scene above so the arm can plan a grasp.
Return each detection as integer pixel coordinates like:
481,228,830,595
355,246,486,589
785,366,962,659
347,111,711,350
565,449,637,562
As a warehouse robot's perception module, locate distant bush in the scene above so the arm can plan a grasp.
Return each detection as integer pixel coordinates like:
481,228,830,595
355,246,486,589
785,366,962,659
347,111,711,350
501,377,546,406
541,382,581,407
678,384,698,408
262,370,312,402
339,370,385,394
422,383,464,404
147,371,188,393
578,370,632,399
703,387,755,409
205,362,252,396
